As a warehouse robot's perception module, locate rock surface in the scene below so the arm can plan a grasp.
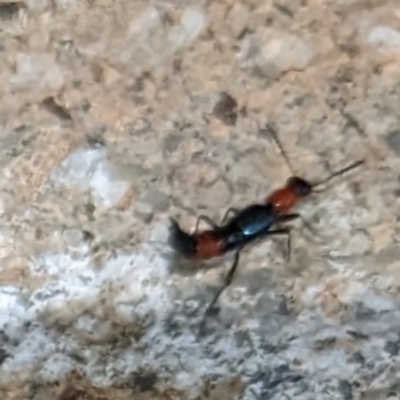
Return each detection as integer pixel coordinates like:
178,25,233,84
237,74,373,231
0,1,400,399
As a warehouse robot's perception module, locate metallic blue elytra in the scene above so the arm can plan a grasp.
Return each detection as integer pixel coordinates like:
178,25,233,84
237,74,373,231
241,214,273,235
235,204,276,236
220,203,280,253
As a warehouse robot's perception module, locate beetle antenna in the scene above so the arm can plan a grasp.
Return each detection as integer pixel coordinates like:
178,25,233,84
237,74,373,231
265,123,297,176
265,123,364,190
311,159,365,191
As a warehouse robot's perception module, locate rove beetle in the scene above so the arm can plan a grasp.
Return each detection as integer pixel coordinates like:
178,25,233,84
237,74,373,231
169,126,364,326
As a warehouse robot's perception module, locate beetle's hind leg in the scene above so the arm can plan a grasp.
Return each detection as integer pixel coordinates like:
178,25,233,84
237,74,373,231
195,207,239,234
199,248,242,331
221,207,239,223
277,213,321,246
194,215,219,233
199,226,298,333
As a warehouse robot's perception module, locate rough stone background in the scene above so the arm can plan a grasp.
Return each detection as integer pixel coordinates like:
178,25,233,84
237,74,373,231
0,0,400,399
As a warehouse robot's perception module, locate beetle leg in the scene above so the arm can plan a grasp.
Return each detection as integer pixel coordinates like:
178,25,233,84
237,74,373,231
204,249,241,315
194,215,219,233
199,225,301,333
277,213,320,242
199,248,242,333
263,228,292,261
221,207,239,223
277,213,300,223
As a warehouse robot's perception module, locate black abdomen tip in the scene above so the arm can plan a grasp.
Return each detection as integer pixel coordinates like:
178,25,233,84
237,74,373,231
168,218,197,258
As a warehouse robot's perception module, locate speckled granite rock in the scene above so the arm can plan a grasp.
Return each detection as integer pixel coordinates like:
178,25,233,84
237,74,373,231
1,1,400,399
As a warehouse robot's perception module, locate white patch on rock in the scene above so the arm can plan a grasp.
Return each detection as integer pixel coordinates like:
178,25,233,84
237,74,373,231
0,198,6,217
40,352,74,382
89,159,130,209
11,53,64,91
128,6,162,38
260,33,314,73
368,25,400,51
26,0,49,11
0,229,399,397
49,146,131,209
54,0,77,8
364,291,395,313
169,7,206,48
0,241,173,383
341,229,372,257
239,30,315,76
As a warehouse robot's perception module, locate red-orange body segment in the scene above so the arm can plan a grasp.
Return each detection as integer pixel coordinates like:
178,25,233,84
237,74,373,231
191,231,226,259
266,188,299,215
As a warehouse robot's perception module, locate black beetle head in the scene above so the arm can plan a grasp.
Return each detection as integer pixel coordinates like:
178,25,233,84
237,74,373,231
286,176,313,198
